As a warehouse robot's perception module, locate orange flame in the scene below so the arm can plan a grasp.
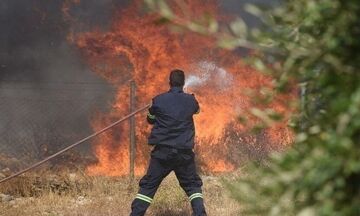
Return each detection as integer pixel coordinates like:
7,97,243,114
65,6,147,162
65,0,294,176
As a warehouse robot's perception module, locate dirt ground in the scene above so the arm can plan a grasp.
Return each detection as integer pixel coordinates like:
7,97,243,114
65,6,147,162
0,171,241,216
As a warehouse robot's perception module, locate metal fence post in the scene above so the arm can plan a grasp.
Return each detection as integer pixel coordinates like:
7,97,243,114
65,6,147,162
129,80,136,180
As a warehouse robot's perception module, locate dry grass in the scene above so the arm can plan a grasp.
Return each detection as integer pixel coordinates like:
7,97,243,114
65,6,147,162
0,171,241,216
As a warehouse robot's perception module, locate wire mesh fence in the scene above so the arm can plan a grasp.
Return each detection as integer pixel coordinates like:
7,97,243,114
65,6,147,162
0,81,114,172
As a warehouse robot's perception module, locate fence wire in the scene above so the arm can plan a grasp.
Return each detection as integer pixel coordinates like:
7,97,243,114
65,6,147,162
0,82,114,171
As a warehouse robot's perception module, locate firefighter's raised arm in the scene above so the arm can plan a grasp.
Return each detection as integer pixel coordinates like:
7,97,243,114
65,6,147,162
147,99,156,124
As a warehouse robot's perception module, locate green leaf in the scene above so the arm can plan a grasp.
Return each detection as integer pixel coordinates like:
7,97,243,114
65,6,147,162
157,0,174,19
244,4,263,17
229,18,248,38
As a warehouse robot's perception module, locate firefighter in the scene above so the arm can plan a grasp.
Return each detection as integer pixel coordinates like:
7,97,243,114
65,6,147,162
130,69,206,216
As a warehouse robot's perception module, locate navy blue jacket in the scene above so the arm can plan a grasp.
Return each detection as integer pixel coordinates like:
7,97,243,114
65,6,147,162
147,86,200,149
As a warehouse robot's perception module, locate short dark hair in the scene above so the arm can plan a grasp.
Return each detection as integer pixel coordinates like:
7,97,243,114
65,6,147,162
169,69,185,87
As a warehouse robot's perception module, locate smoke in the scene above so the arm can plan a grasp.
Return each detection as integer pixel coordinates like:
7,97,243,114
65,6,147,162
0,0,130,166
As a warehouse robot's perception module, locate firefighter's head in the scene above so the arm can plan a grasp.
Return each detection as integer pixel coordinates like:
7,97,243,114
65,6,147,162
169,69,185,87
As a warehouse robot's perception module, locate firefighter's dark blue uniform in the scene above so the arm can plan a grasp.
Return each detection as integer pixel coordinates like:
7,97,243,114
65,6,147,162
130,86,206,216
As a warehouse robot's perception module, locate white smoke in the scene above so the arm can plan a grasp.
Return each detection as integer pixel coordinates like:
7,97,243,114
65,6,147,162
184,61,233,90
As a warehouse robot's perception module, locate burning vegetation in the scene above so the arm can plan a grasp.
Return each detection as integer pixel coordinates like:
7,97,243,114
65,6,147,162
64,0,295,176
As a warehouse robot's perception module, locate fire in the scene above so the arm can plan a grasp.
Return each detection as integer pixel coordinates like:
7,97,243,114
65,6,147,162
207,160,236,173
65,0,294,176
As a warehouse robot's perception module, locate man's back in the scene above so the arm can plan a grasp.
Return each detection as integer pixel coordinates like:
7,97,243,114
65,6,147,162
147,86,200,149
130,70,206,216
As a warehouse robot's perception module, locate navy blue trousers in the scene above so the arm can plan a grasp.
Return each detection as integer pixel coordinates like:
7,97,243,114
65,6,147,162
130,146,207,216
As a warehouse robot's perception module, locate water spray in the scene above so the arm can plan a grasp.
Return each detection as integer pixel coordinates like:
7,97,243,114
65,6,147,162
184,61,233,91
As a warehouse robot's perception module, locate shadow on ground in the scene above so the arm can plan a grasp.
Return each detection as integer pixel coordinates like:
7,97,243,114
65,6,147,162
152,209,191,216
